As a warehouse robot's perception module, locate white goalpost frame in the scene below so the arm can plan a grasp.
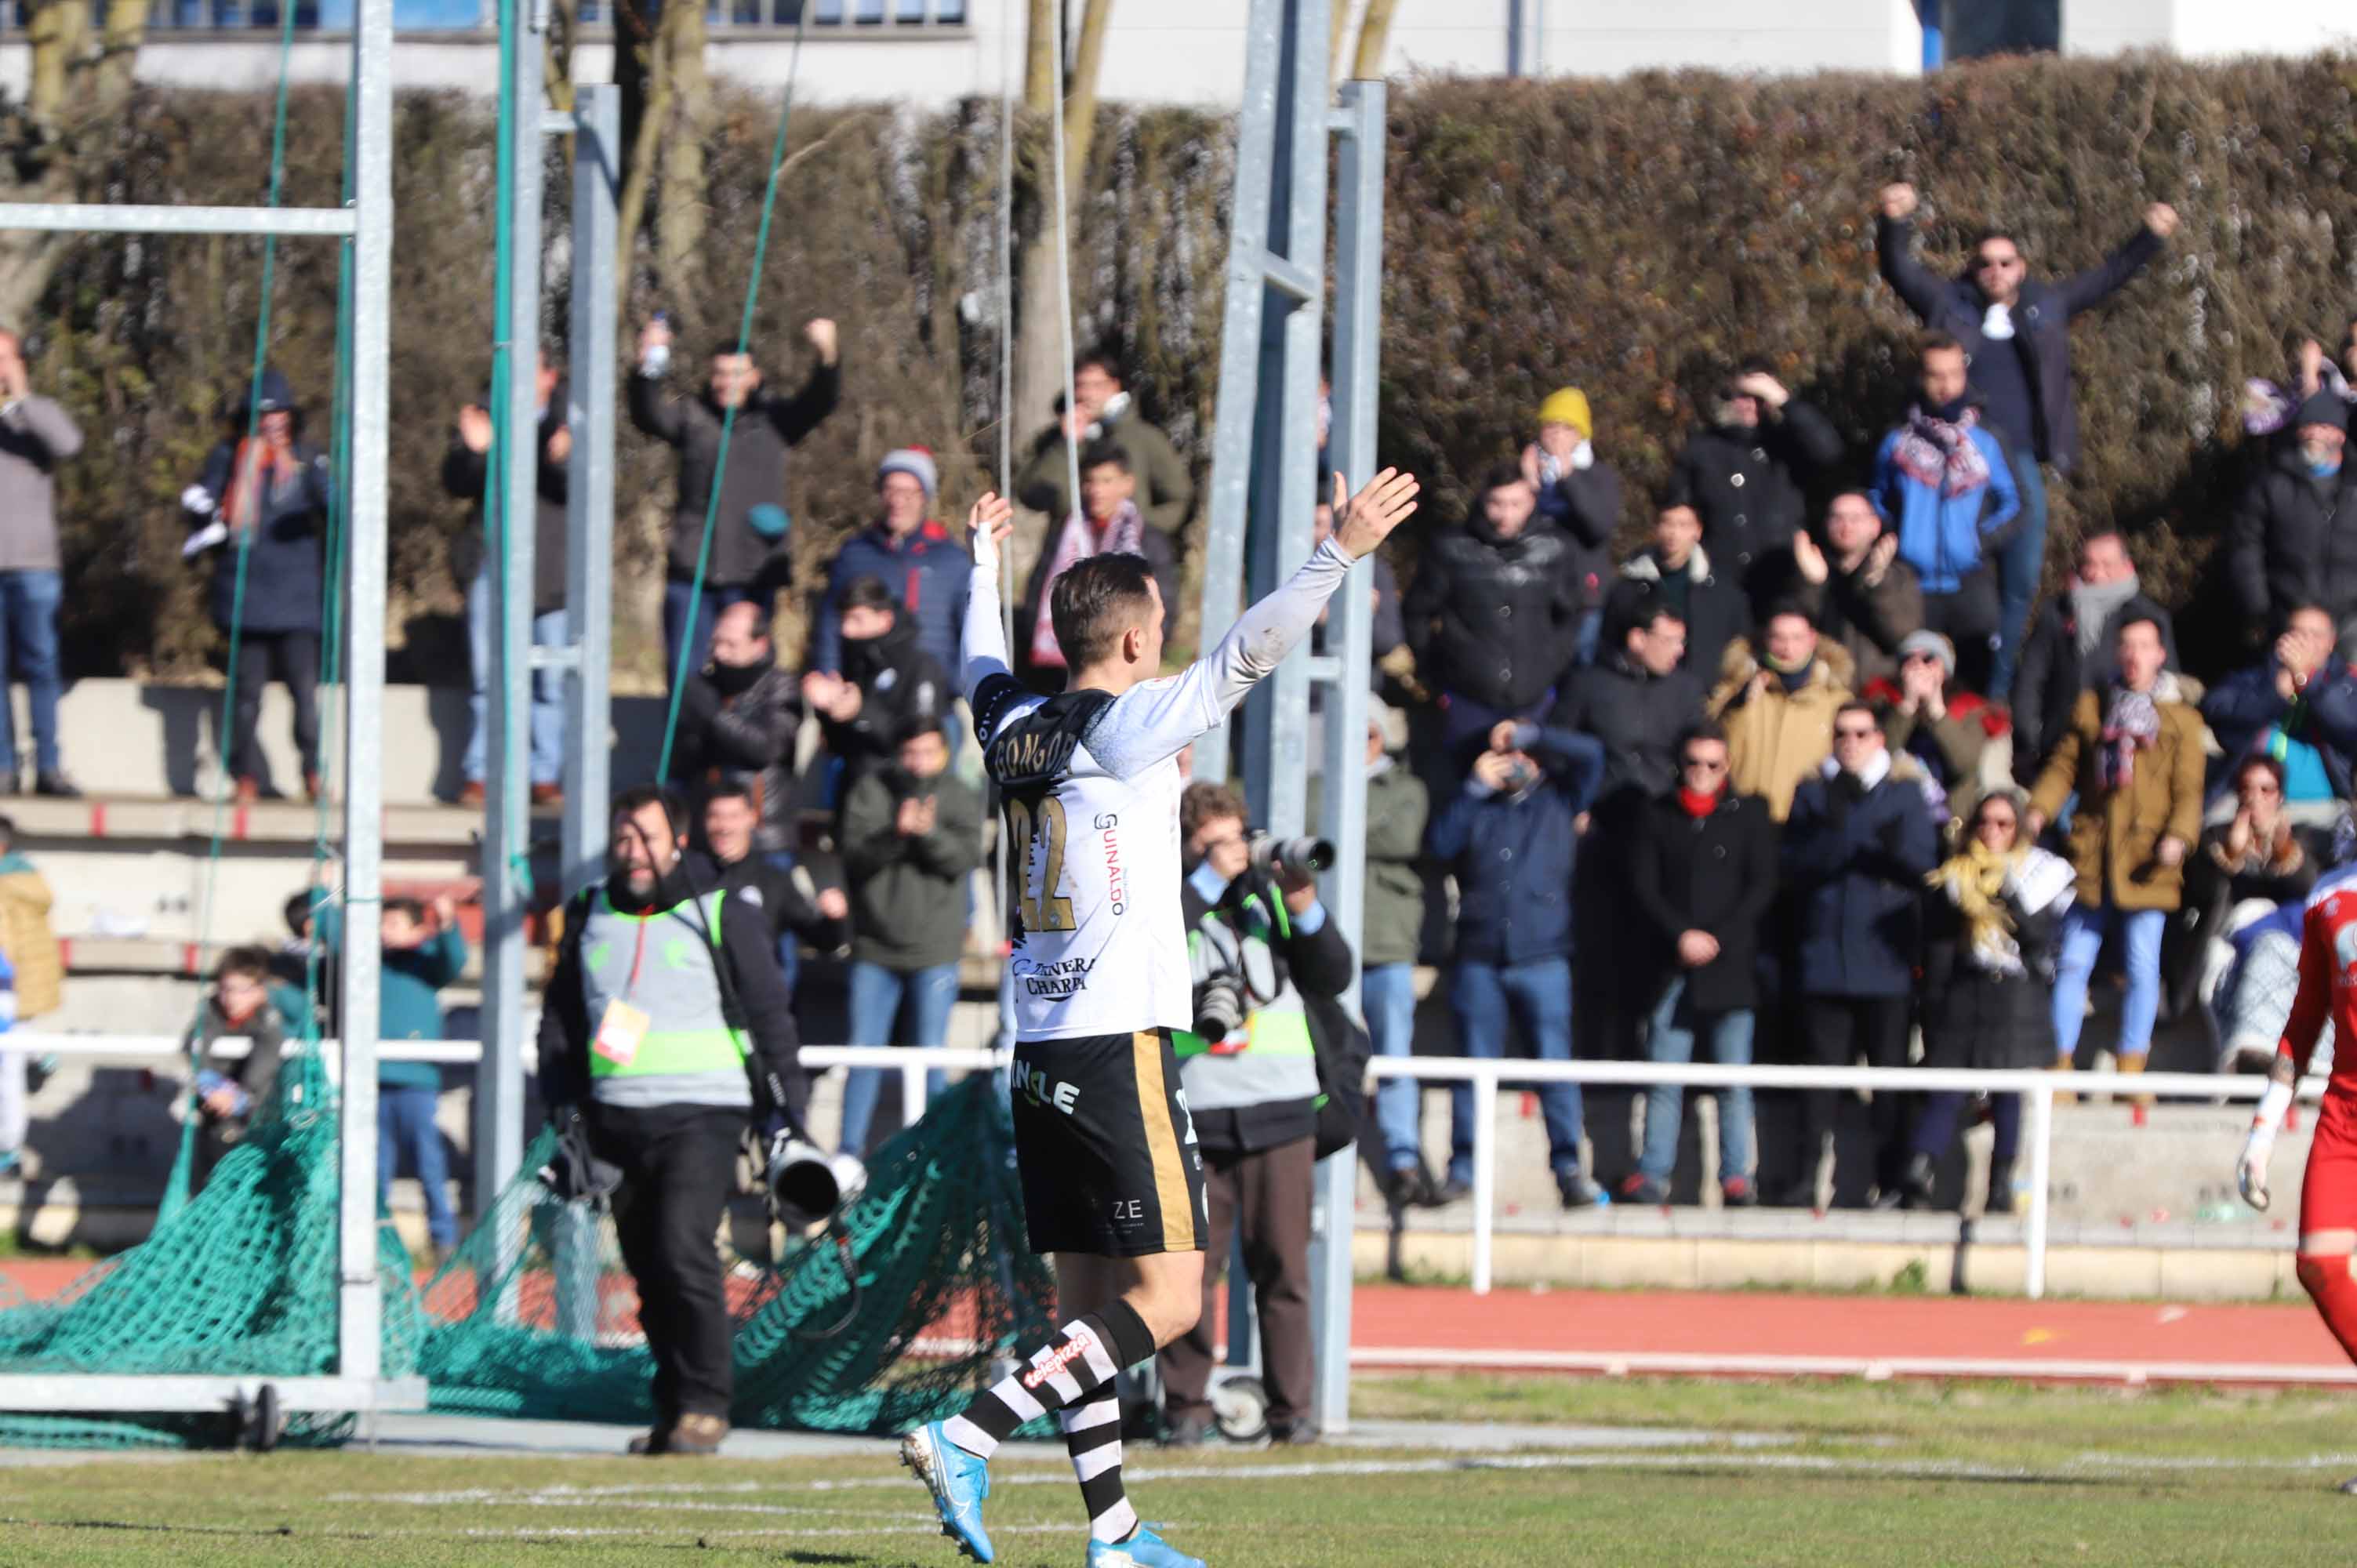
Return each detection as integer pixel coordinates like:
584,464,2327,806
0,0,424,1425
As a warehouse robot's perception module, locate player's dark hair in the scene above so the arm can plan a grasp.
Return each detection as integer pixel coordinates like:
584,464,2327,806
1050,553,1158,672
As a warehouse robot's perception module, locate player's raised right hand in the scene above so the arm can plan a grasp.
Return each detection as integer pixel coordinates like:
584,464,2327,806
1331,467,1421,561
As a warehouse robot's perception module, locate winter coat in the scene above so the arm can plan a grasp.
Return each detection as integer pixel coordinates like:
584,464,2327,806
826,617,954,794
1629,787,1780,1013
1784,753,1941,998
188,438,332,634
1796,554,1926,690
1869,417,2022,596
1706,637,1856,822
812,518,972,676
1663,404,1844,593
694,849,846,956
2227,448,2357,630
1426,724,1605,967
1015,517,1179,685
1531,457,1625,612
0,854,60,1019
1360,760,1429,970
2201,656,2357,804
1918,847,2073,1072
2010,585,2178,776
1548,649,1705,821
1867,678,2012,837
441,383,569,615
841,766,983,972
1015,405,1195,537
1611,543,1749,681
673,655,802,855
1403,513,1586,713
1876,212,2165,474
2028,684,2208,913
626,361,839,590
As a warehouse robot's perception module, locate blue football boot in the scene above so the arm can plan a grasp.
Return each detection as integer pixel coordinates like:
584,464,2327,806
899,1421,994,1563
1087,1523,1206,1567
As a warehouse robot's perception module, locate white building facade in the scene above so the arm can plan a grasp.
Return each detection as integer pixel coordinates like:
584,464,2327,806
5,0,2352,103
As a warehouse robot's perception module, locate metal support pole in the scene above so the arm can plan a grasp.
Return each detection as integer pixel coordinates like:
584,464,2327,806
561,85,619,901
1307,74,1385,1437
1918,0,1945,71
1470,1072,1498,1297
478,0,547,1232
2025,1084,2054,1300
338,0,395,1386
0,203,357,236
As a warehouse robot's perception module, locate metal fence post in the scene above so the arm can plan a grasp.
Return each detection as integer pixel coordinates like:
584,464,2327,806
336,0,396,1388
2025,1082,2054,1301
561,84,619,902
1471,1071,1499,1296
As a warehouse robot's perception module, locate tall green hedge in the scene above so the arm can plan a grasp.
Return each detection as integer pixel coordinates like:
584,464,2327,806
35,53,2357,685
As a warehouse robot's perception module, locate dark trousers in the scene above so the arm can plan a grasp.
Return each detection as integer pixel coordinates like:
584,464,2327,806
1912,1090,2023,1172
1920,576,1999,692
229,629,321,787
1158,1135,1317,1428
590,1102,745,1423
1799,995,1912,1194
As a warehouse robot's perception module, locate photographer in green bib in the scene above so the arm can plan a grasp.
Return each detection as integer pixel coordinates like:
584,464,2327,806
1157,782,1361,1446
536,784,805,1457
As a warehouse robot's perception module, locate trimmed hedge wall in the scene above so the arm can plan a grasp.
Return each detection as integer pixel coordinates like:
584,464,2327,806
33,53,2357,684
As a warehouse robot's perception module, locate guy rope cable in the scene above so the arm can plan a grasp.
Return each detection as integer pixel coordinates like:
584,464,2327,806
652,7,812,785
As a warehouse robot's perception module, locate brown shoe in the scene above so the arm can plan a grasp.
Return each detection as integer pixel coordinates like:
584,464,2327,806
2048,1058,2076,1107
663,1412,728,1456
456,781,486,808
529,782,564,808
231,775,261,805
304,771,324,801
2118,1052,2155,1109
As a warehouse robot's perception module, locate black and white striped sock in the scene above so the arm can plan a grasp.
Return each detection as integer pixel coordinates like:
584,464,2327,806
942,1301,1156,1460
1061,1393,1138,1544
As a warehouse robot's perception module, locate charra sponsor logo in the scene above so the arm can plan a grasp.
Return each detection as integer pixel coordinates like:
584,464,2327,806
1016,954,1094,999
1019,1333,1095,1390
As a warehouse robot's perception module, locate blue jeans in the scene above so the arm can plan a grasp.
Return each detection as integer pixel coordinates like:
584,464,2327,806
463,569,568,787
1447,956,1583,1186
2052,902,2166,1062
1991,448,2049,701
662,579,754,691
1638,978,1755,1185
1363,961,1422,1174
837,959,959,1154
0,568,63,777
378,1082,457,1251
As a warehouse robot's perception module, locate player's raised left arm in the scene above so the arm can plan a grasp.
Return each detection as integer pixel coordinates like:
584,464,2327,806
1091,468,1419,778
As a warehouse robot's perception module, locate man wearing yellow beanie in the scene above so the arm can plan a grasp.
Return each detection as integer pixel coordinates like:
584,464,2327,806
1520,387,1622,669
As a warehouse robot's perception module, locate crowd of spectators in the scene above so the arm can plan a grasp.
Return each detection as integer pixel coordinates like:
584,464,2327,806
20,169,2357,1225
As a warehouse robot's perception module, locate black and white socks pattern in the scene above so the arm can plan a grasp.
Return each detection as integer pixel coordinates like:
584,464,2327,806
1061,1392,1139,1544
941,1300,1157,1465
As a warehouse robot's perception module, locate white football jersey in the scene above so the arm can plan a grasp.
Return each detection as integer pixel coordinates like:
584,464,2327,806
965,537,1356,1043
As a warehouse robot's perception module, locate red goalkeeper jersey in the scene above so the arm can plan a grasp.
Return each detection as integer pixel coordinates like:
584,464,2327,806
2279,863,2357,1094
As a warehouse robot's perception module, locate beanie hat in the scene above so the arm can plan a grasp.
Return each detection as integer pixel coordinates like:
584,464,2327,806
878,446,939,501
1536,387,1593,440
2297,390,2348,436
1898,629,1956,679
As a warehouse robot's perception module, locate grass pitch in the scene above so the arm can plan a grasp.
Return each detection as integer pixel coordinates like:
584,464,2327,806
0,1376,2352,1566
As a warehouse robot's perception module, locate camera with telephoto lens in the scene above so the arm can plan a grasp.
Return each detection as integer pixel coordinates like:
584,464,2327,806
1246,833,1335,877
1193,968,1248,1042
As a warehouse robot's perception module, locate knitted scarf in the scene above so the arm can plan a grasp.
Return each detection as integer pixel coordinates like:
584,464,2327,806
2068,572,2140,660
2097,685,2163,792
1890,403,1993,500
1029,499,1146,670
1927,835,2028,974
1677,784,1720,818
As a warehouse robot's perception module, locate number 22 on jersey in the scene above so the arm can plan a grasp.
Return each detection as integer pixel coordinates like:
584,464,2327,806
1005,794,1077,934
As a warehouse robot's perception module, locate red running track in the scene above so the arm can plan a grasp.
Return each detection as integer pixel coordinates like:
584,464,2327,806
6,1258,2350,1387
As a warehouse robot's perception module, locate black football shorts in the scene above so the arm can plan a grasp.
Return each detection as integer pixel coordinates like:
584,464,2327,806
1009,1029,1208,1258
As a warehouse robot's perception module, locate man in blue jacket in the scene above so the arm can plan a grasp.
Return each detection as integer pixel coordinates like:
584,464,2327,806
1781,700,1938,1209
1427,717,1607,1208
2202,603,2357,809
1872,335,2021,693
810,448,970,677
1876,182,2176,697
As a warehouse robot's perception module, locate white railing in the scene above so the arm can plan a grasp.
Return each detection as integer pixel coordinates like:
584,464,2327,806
12,1034,2324,1301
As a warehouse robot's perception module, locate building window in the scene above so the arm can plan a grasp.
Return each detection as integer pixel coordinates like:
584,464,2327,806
1943,0,2058,60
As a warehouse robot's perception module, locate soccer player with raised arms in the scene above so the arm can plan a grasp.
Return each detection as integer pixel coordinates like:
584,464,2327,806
901,466,1420,1566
